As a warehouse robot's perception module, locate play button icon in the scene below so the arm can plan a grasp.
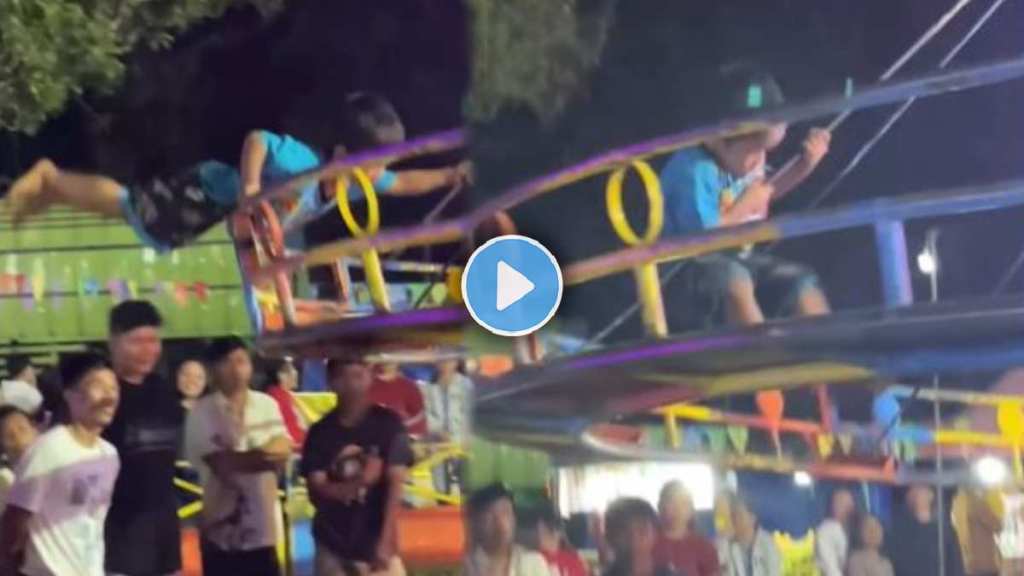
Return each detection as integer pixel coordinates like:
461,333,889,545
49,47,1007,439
496,261,535,311
463,235,563,336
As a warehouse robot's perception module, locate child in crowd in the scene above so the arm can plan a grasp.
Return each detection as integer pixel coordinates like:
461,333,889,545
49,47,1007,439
847,514,894,576
0,355,43,417
4,92,470,254
658,63,831,329
0,353,121,576
655,480,719,576
263,356,308,448
185,337,291,576
528,502,590,576
722,498,780,576
0,406,39,508
175,359,208,411
603,497,678,576
464,484,551,576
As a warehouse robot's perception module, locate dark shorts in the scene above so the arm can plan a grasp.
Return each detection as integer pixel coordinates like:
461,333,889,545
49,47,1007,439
666,250,821,331
120,166,234,252
200,539,279,576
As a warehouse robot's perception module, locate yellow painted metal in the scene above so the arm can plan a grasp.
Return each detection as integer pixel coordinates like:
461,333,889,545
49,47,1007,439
605,160,664,246
335,168,390,311
664,412,681,449
605,160,668,338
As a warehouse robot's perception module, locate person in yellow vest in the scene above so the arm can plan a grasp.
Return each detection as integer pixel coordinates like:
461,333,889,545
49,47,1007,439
952,488,1003,576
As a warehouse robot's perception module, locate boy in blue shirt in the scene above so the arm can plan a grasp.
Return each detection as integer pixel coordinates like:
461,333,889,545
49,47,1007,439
4,92,470,254
660,65,831,327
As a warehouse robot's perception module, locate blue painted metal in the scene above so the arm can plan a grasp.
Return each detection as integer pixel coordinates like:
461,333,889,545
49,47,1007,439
874,220,914,308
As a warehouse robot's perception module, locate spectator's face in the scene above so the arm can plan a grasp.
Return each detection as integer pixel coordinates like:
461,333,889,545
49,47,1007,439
278,360,299,391
213,349,252,395
536,521,561,553
861,516,884,549
732,505,757,543
832,490,855,520
660,488,694,530
65,367,120,429
376,363,400,380
0,412,38,462
330,364,372,403
176,360,207,400
110,326,162,379
436,359,459,381
14,365,37,387
907,485,934,519
478,498,516,550
624,519,657,558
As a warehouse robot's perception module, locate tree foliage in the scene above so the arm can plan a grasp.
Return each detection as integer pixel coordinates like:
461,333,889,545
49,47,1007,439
0,0,282,134
465,0,615,126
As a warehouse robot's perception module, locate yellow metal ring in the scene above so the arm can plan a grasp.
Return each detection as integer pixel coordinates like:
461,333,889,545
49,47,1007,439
335,168,380,238
605,160,664,246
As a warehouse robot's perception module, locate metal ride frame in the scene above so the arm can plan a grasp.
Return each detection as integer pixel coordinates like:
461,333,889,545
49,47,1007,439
231,56,1024,482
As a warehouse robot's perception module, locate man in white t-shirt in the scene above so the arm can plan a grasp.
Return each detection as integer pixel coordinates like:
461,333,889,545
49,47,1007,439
185,337,291,576
0,353,121,576
816,488,855,576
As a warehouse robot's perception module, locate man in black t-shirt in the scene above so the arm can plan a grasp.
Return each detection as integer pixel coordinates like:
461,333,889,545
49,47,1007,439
103,301,184,576
301,356,414,576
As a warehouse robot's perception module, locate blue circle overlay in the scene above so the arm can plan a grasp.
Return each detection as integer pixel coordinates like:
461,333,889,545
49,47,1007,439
462,235,563,337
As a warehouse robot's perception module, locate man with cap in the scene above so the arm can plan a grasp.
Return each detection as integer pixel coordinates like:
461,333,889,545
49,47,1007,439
0,354,43,416
102,300,184,576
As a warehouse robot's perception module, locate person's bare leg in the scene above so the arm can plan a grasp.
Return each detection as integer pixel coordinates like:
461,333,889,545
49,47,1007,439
796,287,830,317
5,159,124,223
724,278,765,325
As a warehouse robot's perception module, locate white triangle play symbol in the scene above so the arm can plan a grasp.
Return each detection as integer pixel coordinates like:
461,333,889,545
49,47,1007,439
496,260,535,311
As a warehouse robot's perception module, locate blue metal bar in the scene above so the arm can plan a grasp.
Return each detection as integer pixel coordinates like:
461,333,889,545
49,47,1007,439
874,220,914,308
564,179,1024,285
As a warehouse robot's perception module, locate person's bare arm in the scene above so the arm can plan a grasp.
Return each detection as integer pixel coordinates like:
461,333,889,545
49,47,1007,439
770,128,830,201
307,470,362,507
0,506,31,576
240,131,270,196
388,161,471,197
205,435,292,476
375,465,408,567
720,181,775,226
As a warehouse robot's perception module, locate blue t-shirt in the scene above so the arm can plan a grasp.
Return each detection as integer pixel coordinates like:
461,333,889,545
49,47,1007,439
659,147,762,236
200,130,396,217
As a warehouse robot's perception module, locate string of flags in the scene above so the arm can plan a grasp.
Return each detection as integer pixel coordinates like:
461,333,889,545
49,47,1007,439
0,273,224,310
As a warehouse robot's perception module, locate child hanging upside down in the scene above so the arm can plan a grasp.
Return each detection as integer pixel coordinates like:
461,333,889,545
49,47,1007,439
659,63,831,328
3,92,471,254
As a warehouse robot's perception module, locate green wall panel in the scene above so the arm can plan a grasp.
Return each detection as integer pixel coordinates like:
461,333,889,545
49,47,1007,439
1,207,249,344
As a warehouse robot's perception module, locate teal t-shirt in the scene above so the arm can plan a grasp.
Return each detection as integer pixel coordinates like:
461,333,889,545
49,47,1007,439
198,131,396,246
658,147,762,236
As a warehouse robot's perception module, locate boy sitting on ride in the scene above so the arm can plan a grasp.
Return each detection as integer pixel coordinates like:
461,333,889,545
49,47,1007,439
660,63,831,327
4,92,471,254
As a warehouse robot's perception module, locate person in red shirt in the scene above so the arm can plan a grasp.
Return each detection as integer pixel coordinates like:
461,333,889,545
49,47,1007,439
654,480,720,576
367,363,427,436
263,356,307,447
528,502,589,576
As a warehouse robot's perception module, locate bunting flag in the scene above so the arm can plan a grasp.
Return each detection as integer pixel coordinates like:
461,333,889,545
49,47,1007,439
837,434,854,455
726,425,749,455
817,434,835,459
173,283,190,307
902,439,918,463
31,273,45,303
83,279,101,296
51,280,64,309
194,282,209,302
127,280,139,299
706,426,727,454
682,426,704,450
